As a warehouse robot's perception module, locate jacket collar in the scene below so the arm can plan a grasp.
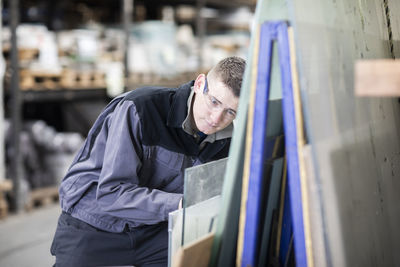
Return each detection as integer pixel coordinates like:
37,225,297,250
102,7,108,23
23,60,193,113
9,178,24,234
167,81,195,128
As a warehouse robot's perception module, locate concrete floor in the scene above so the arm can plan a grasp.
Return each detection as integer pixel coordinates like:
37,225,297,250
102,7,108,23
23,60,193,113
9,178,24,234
0,204,60,267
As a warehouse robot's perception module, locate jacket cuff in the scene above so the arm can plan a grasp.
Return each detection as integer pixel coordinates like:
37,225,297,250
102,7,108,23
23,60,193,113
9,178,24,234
165,193,183,220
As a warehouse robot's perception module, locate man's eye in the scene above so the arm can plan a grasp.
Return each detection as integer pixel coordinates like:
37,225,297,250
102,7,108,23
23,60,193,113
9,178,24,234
210,97,219,106
226,110,236,117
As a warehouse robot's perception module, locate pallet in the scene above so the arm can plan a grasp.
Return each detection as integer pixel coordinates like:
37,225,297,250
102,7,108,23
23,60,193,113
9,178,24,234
25,186,59,211
3,46,40,61
19,69,107,90
0,179,13,220
19,69,62,90
61,69,107,89
19,48,40,61
127,71,197,88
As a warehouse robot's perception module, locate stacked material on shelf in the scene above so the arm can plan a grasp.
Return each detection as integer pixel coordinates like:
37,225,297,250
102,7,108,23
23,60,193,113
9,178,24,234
2,24,61,72
129,21,178,77
4,120,84,190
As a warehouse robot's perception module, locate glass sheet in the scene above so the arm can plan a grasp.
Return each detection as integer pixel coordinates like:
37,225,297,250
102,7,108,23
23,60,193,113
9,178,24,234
168,158,227,266
168,196,221,266
183,158,227,208
183,195,221,245
183,158,227,245
168,209,182,267
289,0,400,266
388,0,400,56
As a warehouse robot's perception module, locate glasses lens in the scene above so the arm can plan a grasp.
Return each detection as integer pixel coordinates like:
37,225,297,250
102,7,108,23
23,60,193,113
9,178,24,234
203,79,236,120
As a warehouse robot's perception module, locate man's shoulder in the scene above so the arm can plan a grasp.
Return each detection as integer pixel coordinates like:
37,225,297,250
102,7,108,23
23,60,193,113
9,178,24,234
122,86,173,104
120,81,196,153
122,81,193,103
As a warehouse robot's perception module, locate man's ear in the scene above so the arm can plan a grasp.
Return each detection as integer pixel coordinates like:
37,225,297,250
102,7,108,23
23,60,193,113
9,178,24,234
194,74,206,94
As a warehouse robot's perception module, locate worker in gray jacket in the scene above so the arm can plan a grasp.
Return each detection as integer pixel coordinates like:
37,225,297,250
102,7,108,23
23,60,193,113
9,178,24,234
50,56,245,267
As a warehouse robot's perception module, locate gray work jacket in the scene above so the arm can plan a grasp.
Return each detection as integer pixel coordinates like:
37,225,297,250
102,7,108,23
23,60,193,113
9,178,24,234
59,81,232,233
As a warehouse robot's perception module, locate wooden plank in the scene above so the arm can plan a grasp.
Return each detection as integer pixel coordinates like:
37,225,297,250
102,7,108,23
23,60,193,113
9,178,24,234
355,59,400,96
301,145,327,267
289,26,314,267
172,233,214,267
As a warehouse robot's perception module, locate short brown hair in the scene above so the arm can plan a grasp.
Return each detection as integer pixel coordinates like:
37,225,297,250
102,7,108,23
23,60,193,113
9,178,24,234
208,56,246,97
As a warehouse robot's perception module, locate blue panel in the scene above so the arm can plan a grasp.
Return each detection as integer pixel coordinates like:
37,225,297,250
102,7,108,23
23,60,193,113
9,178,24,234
240,22,274,267
276,21,307,267
241,21,307,267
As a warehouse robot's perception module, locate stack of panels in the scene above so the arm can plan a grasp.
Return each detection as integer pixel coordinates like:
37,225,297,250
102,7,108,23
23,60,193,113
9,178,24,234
170,0,400,266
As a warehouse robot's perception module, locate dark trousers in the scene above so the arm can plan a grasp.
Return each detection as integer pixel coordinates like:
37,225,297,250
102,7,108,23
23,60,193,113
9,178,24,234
51,212,168,267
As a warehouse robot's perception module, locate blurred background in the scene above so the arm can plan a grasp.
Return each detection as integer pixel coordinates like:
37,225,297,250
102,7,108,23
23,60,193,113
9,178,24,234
0,0,256,266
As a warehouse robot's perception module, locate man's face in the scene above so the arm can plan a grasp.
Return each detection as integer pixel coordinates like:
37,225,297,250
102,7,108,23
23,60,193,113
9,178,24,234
192,74,239,135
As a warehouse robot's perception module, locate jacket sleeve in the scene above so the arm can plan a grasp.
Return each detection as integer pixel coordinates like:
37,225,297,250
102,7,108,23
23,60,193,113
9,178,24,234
96,100,182,224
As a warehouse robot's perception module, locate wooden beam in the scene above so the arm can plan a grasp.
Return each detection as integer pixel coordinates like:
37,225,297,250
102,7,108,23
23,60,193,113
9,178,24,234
355,59,400,97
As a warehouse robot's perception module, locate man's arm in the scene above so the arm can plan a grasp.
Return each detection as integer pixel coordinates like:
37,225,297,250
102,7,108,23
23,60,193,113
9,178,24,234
96,100,182,224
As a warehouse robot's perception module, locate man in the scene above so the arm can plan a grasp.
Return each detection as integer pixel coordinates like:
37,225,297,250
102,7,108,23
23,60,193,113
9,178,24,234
51,56,246,266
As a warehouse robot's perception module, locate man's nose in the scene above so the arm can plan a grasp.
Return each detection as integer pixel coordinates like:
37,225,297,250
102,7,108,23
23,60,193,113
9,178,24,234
210,109,224,125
